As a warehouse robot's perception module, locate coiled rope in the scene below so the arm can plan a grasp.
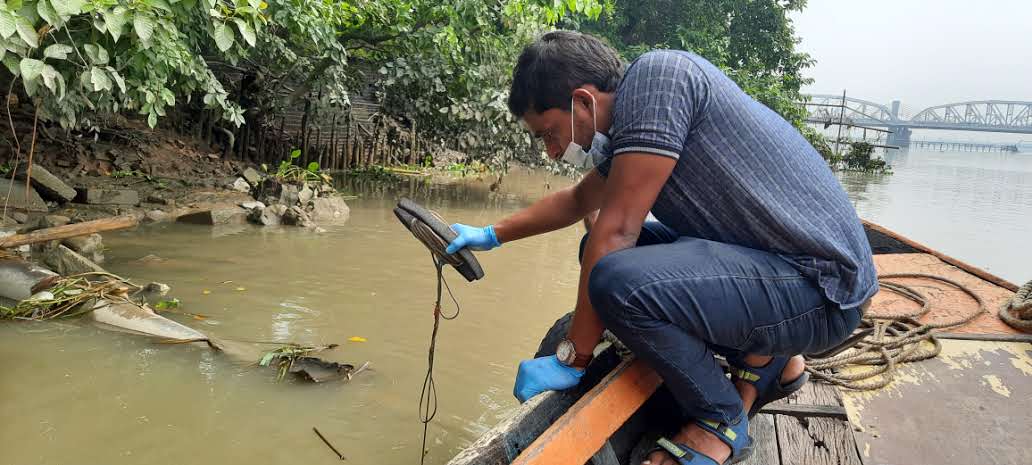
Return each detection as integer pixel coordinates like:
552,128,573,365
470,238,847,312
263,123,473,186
805,273,987,391
411,215,461,465
998,280,1032,332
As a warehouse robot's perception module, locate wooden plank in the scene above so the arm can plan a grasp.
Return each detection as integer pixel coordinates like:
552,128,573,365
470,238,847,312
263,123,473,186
774,415,863,465
862,220,1019,292
589,440,620,465
758,403,848,420
738,414,780,465
446,390,578,465
936,332,1032,343
510,358,661,465
0,216,138,248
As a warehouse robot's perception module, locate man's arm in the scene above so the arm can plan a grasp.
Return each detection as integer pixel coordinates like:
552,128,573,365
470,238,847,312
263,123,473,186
493,169,606,243
567,153,677,357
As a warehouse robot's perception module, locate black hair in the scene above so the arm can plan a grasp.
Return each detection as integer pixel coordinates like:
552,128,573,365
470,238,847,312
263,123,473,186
507,31,624,117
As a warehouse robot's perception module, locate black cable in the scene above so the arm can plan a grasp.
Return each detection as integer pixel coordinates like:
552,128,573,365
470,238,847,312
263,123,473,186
418,250,461,464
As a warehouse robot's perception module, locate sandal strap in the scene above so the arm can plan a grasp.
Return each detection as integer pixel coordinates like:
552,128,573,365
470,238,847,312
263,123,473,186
696,419,742,445
655,437,695,461
729,366,761,383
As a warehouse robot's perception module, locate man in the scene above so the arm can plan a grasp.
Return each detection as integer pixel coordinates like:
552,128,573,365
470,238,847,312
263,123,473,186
445,31,876,465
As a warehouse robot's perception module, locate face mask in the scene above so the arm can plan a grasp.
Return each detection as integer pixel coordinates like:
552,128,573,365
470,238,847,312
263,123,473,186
561,94,607,169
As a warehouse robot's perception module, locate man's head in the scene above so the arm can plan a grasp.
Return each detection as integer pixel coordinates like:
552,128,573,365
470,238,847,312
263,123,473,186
508,31,623,159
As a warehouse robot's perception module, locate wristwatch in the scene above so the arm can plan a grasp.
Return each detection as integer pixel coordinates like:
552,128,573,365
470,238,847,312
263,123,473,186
556,339,593,369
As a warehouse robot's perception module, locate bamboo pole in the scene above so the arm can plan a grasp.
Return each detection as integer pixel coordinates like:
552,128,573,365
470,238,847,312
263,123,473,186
0,216,139,249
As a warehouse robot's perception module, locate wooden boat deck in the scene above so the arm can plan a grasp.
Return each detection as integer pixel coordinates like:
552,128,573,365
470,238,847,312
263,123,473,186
449,222,1030,465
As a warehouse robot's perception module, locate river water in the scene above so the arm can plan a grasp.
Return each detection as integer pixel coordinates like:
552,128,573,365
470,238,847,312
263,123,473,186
1,149,1029,465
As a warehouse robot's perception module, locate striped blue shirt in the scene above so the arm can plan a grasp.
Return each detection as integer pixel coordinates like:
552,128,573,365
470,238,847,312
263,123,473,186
596,50,877,309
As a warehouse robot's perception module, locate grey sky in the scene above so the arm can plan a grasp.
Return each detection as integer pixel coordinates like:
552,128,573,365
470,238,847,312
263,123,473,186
791,0,1032,117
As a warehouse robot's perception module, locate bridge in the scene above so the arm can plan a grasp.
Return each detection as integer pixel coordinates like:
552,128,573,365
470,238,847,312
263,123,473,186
802,94,1032,146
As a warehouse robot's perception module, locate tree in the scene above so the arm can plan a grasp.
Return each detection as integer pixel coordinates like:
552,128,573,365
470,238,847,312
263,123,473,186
1,0,267,129
576,0,814,125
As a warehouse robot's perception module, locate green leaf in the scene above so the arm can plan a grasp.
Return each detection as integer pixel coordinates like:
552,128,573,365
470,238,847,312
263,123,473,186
7,0,24,11
258,351,276,367
147,111,157,128
0,12,15,39
19,57,43,81
50,0,85,16
306,162,319,173
36,0,61,28
102,6,128,42
133,14,155,44
290,149,301,159
43,43,73,60
15,16,37,48
89,66,111,91
213,21,233,51
83,43,108,64
105,66,125,93
232,18,255,46
150,0,172,12
3,55,20,76
40,63,58,91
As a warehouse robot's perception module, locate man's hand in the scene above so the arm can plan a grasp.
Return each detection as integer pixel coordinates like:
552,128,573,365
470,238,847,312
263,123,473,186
513,355,584,403
445,224,501,254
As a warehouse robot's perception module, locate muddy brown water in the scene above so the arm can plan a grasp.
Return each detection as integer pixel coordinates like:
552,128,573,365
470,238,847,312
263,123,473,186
2,149,1029,465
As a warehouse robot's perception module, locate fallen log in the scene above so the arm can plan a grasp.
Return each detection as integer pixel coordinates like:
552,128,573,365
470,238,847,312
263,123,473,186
0,215,138,249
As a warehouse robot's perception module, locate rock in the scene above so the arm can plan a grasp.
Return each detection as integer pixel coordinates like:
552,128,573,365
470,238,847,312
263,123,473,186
230,177,251,193
279,184,299,206
250,205,283,226
0,178,48,211
14,165,76,202
40,215,71,228
268,204,288,216
310,196,351,223
240,201,266,211
143,282,171,297
40,244,106,276
177,207,248,226
11,212,29,223
282,205,315,228
62,233,102,254
144,210,170,223
298,183,315,205
241,167,262,185
77,188,140,206
146,193,166,204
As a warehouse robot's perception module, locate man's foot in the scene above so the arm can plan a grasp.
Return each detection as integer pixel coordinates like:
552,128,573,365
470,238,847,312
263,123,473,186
642,423,730,465
733,354,806,413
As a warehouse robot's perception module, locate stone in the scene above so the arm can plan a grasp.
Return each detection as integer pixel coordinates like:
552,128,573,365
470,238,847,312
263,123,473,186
77,188,140,206
298,183,315,205
41,215,71,228
0,178,48,211
40,244,106,276
62,233,102,254
310,196,351,223
240,201,266,211
11,212,29,223
282,205,315,228
177,207,247,226
146,193,166,204
241,167,262,185
14,165,76,202
249,205,283,226
143,210,170,223
230,177,251,193
143,282,171,297
279,184,299,206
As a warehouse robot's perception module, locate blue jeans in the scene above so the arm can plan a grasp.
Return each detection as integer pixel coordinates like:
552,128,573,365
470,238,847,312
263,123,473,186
581,222,862,425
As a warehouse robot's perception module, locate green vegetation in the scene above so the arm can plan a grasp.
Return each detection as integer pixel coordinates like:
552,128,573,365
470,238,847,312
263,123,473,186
2,0,836,171
265,149,331,184
577,0,813,127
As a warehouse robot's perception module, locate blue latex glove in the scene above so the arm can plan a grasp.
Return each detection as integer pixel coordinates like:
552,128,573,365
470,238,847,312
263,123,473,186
513,355,585,403
445,223,501,254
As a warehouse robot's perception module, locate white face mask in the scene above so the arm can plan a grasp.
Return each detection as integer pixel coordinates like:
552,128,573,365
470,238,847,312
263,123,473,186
561,94,609,169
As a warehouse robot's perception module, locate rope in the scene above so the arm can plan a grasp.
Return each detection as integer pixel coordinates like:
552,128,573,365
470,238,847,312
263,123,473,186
417,235,461,465
998,280,1032,332
805,273,987,390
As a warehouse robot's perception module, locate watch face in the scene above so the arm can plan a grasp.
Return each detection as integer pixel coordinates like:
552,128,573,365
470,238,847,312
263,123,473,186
556,340,574,364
